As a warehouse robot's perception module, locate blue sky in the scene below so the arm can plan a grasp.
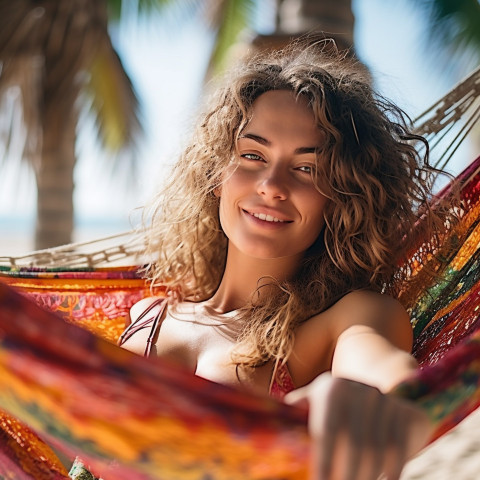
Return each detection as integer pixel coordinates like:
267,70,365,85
0,0,473,253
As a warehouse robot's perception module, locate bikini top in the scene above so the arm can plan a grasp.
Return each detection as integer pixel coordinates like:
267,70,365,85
118,298,296,398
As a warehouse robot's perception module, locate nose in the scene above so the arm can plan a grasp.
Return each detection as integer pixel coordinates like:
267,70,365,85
257,166,288,200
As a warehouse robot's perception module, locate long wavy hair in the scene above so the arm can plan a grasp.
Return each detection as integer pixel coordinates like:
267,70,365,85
142,41,455,369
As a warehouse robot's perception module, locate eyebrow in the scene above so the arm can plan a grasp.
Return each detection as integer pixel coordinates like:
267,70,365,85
239,133,318,155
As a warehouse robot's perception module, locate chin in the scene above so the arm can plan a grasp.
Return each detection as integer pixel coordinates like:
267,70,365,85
230,236,310,261
242,245,301,260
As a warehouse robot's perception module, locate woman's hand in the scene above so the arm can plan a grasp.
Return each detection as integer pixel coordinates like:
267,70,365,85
284,372,433,480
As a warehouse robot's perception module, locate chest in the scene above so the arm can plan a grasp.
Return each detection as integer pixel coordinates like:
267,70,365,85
153,311,273,393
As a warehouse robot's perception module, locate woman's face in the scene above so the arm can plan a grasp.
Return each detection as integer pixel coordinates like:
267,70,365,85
218,89,328,260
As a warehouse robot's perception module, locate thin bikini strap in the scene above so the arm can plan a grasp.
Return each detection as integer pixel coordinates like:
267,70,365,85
144,299,168,357
118,297,168,357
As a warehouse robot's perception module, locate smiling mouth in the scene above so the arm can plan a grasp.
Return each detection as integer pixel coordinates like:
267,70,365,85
245,210,292,223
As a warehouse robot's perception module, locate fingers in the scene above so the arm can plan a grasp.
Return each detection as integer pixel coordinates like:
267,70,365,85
315,379,339,479
285,373,336,478
369,398,389,479
325,380,384,480
344,390,371,480
382,412,407,480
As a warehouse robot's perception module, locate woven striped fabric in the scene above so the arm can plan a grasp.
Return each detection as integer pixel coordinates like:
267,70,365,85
0,157,480,479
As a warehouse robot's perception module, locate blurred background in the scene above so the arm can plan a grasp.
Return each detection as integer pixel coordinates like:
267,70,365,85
1,0,479,255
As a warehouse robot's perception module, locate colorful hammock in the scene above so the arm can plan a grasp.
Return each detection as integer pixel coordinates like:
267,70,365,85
1,152,480,479
0,68,480,479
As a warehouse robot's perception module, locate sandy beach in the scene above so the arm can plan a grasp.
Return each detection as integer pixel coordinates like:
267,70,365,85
402,408,480,479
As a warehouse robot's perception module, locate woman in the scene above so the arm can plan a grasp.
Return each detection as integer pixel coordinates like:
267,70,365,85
119,42,452,480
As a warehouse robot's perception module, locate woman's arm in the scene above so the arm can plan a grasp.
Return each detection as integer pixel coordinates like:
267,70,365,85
334,291,415,385
285,290,434,480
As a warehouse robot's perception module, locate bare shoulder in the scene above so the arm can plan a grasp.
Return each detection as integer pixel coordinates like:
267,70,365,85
120,296,166,356
289,290,412,387
129,296,166,323
328,290,412,349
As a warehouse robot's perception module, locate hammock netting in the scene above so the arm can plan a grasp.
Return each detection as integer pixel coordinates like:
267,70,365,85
0,68,480,479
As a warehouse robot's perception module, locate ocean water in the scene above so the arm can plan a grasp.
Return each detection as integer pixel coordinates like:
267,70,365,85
0,215,132,256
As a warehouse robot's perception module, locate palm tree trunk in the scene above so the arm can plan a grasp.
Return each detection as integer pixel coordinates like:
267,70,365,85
35,100,76,249
1,0,139,251
253,0,355,55
279,0,354,50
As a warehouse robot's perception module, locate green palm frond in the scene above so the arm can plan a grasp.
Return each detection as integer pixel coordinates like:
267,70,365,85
107,0,199,21
426,0,480,46
87,45,140,153
205,0,256,77
0,0,142,164
108,0,256,79
415,0,480,72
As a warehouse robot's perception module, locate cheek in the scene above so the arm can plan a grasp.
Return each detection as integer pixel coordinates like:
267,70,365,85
305,196,328,238
302,196,328,251
217,185,238,236
218,196,228,233
305,192,328,224
217,171,249,216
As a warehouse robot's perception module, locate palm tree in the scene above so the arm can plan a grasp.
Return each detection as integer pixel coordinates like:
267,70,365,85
412,0,480,75
254,0,354,51
206,0,356,77
0,0,140,249
0,0,357,250
6,0,475,251
411,0,480,160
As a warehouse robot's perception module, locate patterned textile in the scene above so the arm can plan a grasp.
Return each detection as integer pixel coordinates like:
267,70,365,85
0,266,153,344
0,157,480,479
0,267,159,480
0,409,69,480
270,363,296,399
0,280,309,480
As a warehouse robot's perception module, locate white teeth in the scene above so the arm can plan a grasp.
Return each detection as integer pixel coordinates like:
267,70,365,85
252,212,285,222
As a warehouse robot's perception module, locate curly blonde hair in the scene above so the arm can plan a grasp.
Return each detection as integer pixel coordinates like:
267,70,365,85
142,41,454,368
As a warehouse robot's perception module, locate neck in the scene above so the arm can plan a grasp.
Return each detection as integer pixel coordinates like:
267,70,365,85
206,243,302,313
